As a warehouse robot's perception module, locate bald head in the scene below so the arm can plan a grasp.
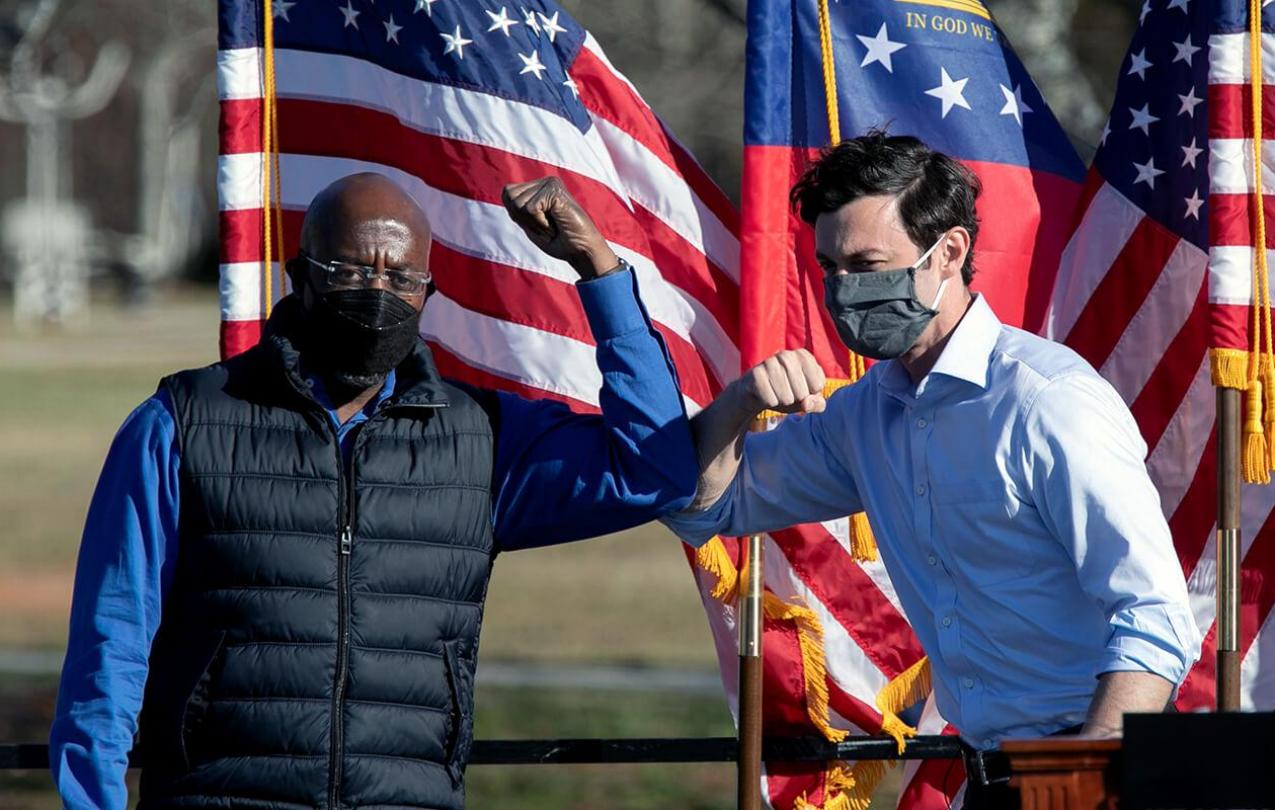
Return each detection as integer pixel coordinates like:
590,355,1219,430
297,173,432,279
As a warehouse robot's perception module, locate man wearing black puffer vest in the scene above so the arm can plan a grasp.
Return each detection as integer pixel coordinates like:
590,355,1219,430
49,172,699,810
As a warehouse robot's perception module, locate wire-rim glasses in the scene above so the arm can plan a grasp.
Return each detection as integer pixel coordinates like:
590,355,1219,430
297,251,432,297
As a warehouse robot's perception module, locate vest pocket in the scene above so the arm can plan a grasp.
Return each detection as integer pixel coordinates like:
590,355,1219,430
177,630,227,769
139,629,226,774
442,639,474,786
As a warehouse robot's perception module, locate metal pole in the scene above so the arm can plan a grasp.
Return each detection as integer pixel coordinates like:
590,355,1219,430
1216,387,1242,711
737,528,764,810
738,412,767,810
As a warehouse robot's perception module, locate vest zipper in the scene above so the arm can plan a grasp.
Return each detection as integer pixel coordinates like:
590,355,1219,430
329,426,357,810
329,525,352,808
326,402,444,809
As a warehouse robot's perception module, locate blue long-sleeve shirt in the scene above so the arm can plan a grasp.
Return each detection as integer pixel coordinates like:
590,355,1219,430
50,268,696,809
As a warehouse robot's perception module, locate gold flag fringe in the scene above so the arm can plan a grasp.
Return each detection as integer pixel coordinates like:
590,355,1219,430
694,536,846,740
1265,357,1275,471
875,656,931,754
694,536,739,602
764,592,848,744
693,535,934,809
848,513,878,564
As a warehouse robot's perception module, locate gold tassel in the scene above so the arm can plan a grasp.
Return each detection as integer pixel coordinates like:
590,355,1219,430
1265,361,1275,473
694,536,739,602
848,512,878,563
1244,379,1270,484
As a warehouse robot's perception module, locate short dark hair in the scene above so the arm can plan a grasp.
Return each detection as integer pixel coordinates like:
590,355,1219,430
790,130,981,284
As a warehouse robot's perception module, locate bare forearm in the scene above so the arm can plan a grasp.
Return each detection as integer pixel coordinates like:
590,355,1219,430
682,350,828,512
1080,671,1174,737
687,384,754,510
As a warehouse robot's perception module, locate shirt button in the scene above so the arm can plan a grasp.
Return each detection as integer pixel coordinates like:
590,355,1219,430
916,484,927,496
963,677,975,689
916,418,928,429
927,554,938,566
942,616,952,627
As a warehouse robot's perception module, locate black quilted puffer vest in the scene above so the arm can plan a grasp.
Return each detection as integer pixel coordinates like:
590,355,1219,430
137,298,497,810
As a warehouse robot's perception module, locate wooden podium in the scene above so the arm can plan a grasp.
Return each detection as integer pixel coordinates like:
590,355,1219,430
1000,738,1121,810
1000,714,1275,809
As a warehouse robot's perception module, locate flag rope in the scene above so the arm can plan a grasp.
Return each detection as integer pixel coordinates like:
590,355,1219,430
261,0,285,318
815,0,877,563
1216,0,1275,483
815,0,841,145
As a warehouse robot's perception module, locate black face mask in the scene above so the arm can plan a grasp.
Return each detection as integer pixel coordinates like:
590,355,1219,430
300,284,421,395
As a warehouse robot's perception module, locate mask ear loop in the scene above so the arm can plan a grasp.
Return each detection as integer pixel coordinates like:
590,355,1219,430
929,277,950,311
914,233,951,311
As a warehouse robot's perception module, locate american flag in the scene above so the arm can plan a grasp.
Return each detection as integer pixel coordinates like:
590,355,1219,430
1046,0,1275,716
216,0,738,418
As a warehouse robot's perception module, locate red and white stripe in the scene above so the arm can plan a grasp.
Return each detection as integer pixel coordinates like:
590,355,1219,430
216,36,738,412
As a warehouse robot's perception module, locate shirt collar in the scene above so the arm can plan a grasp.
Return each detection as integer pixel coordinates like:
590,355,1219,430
875,294,1000,397
306,368,398,426
926,294,1000,390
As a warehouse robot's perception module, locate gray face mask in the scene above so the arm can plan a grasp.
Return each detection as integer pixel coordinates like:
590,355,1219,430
822,235,950,360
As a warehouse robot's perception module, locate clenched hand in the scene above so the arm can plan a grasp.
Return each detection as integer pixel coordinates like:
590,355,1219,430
732,349,827,418
502,177,621,279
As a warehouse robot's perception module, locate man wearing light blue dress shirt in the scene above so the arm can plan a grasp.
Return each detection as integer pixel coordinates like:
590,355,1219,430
664,133,1201,798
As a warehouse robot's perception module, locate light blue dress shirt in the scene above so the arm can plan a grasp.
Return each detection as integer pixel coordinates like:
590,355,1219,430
664,295,1202,747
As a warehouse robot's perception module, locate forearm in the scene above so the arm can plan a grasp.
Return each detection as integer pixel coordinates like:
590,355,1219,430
1080,671,1174,737
687,383,754,510
493,270,698,548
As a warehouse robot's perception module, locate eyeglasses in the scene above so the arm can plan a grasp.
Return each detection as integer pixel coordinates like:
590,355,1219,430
297,251,433,297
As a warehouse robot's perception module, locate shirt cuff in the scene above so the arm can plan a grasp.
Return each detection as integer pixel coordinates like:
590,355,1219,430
660,480,738,548
577,265,650,341
1100,605,1202,685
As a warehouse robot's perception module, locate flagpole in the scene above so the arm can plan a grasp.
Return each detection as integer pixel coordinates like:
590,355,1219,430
737,528,764,810
737,415,766,810
1217,388,1242,711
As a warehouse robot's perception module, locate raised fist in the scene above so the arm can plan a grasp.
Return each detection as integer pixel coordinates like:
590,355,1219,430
502,177,621,279
733,349,827,417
